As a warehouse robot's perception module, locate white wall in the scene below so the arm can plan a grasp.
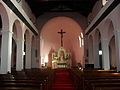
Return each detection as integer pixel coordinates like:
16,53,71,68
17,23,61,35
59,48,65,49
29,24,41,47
86,2,120,70
88,0,102,24
20,0,36,24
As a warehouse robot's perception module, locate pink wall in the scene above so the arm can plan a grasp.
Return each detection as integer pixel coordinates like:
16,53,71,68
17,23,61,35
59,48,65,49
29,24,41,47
40,16,84,66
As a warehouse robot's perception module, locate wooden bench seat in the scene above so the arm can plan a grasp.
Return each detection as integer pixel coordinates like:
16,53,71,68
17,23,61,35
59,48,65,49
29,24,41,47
0,68,54,90
0,79,43,90
70,68,120,90
92,83,120,90
83,70,120,90
84,79,120,90
12,71,28,80
0,87,41,90
0,74,14,80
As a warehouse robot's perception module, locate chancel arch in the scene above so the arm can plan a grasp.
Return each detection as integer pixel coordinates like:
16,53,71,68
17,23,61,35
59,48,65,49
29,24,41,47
40,16,84,68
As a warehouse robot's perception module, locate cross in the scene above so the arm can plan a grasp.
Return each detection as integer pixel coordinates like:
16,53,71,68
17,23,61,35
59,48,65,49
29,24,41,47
58,29,66,47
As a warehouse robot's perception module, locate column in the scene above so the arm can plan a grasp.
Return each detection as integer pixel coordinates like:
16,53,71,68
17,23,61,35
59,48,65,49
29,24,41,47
25,36,32,69
101,38,110,70
93,37,100,68
16,37,24,71
115,30,120,72
0,31,13,74
31,46,36,68
31,37,38,68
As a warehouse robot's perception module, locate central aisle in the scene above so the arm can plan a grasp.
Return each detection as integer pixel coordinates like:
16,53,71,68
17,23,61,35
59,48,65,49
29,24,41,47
52,68,76,90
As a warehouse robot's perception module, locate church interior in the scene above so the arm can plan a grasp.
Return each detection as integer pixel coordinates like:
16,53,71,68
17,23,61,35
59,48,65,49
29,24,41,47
0,0,120,90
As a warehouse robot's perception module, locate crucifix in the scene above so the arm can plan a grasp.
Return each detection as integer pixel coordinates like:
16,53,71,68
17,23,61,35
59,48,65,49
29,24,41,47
58,29,66,47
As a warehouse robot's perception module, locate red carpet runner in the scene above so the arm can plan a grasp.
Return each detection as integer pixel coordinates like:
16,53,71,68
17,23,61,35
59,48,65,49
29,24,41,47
52,69,76,90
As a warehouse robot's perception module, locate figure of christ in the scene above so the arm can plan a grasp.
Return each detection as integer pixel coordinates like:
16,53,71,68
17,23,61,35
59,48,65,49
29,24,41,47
59,51,65,63
58,29,66,47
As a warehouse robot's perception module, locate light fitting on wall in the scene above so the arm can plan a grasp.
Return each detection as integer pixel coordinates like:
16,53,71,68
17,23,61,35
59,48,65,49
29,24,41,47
99,50,102,55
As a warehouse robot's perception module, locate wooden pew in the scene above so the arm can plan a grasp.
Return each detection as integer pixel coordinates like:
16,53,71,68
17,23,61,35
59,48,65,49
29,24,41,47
0,74,43,90
70,68,120,90
25,68,54,90
0,68,54,90
83,69,120,90
0,81,42,90
84,79,120,90
70,68,84,90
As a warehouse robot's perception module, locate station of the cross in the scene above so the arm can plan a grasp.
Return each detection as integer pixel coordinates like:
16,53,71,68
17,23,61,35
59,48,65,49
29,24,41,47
52,29,71,69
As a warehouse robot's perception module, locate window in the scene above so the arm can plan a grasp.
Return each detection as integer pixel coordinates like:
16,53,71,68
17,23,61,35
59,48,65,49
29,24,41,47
102,0,108,6
79,33,84,47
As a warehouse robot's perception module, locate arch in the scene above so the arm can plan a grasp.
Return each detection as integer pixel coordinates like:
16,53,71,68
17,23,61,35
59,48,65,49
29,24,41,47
36,13,86,33
109,36,116,69
94,29,102,69
107,21,115,43
40,16,83,34
12,20,23,39
103,18,114,35
88,35,94,66
24,29,31,69
101,18,116,70
12,19,24,71
40,16,84,67
0,3,9,31
107,21,116,69
12,19,23,45
95,29,101,43
12,20,22,70
104,19,116,69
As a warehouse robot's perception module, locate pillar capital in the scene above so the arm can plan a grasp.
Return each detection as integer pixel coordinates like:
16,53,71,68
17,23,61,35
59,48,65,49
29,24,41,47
114,29,120,33
1,30,13,34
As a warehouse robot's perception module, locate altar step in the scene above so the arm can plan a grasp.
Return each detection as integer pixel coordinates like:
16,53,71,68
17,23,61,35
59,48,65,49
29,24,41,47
52,69,76,90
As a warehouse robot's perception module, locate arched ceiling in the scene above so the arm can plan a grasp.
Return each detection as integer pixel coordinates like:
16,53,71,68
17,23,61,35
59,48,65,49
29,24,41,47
25,0,98,18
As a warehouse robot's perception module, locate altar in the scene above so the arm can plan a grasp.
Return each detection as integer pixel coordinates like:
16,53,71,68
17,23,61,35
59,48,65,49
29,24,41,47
52,47,71,69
